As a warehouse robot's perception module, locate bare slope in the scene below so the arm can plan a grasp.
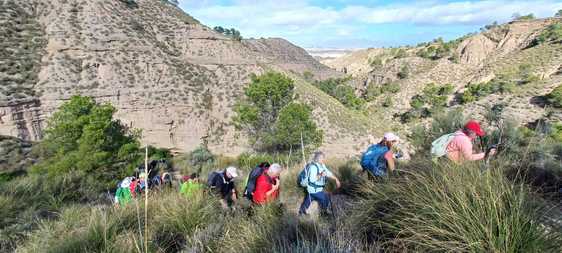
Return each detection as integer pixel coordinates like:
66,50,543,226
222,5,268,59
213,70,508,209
0,0,381,156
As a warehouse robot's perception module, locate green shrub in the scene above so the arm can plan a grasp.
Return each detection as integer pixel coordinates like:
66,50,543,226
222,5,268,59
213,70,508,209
273,103,323,151
461,77,515,104
364,82,400,101
402,83,453,121
350,161,561,252
393,48,407,59
382,97,393,107
173,145,216,174
533,22,562,45
30,96,141,189
409,109,466,150
234,72,320,151
364,83,382,101
397,64,409,79
547,85,562,108
381,82,400,94
302,71,314,81
313,77,365,110
513,13,535,21
369,57,383,67
213,26,242,41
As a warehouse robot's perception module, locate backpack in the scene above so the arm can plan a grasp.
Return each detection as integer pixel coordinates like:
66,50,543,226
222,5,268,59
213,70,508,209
150,175,161,188
360,144,390,176
431,133,457,158
207,171,222,187
243,162,270,201
297,163,324,189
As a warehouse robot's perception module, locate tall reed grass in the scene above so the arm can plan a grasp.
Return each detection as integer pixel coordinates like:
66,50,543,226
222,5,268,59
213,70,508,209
350,159,562,252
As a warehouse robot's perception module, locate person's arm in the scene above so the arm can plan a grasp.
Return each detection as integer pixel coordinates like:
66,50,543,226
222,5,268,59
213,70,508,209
266,179,280,197
324,168,341,189
460,138,485,161
231,184,237,201
384,151,396,172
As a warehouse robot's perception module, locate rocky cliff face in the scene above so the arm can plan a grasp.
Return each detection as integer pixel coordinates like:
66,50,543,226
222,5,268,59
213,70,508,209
1,0,366,156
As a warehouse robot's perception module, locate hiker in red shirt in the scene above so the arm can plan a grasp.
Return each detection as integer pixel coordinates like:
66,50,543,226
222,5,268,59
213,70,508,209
252,163,284,205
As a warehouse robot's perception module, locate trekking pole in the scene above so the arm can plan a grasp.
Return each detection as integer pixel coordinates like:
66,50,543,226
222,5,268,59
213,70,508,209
300,132,306,166
484,119,504,171
144,145,148,253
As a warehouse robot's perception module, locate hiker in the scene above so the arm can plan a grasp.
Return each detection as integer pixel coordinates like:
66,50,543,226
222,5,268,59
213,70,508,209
180,173,203,197
298,151,341,216
252,163,284,205
243,162,270,201
129,177,139,197
115,177,133,206
360,132,400,179
208,166,239,209
161,171,173,188
138,172,148,191
433,120,496,164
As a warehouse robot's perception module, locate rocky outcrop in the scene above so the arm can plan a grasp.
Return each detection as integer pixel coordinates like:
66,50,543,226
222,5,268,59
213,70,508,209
0,135,37,174
0,99,44,141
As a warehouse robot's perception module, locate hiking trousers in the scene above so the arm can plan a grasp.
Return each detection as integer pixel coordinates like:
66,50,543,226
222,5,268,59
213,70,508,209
299,191,330,215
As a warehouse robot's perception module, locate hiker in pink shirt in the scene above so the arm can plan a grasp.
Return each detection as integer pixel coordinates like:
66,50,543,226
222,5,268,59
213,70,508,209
446,120,496,163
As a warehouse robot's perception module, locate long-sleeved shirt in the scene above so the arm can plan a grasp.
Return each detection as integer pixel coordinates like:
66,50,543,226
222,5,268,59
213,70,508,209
252,173,279,204
446,130,485,163
306,163,334,194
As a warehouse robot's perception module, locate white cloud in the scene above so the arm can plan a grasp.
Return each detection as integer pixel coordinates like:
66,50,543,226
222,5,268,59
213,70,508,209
179,0,562,47
350,1,562,25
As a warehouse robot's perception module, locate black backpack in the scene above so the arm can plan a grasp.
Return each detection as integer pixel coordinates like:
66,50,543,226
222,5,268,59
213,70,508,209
207,171,222,188
243,162,270,201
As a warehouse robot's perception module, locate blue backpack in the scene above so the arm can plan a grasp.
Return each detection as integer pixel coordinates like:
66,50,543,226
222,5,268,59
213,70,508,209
360,144,390,176
297,163,324,189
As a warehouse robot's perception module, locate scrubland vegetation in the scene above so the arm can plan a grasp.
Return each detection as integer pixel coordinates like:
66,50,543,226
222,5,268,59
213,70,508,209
1,92,561,252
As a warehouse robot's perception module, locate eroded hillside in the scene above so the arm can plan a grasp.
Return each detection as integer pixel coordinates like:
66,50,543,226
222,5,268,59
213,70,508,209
0,0,385,156
322,17,562,129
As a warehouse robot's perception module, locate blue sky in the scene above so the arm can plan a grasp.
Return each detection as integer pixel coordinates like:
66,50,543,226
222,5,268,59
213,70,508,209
179,0,562,49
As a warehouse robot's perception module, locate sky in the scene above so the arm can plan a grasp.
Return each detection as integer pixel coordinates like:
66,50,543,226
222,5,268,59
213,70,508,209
178,0,562,49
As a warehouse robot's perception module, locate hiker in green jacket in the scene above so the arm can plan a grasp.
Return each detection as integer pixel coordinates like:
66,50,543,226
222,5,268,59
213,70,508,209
115,177,133,206
180,173,203,197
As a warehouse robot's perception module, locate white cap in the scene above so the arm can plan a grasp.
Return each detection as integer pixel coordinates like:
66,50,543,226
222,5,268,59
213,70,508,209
226,166,239,178
383,132,400,142
120,177,132,188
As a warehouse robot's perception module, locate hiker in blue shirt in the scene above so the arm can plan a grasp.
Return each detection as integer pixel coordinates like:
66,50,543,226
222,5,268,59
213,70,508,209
298,151,341,216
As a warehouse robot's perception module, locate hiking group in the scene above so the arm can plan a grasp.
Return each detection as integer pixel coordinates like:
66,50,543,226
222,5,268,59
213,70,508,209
114,120,496,216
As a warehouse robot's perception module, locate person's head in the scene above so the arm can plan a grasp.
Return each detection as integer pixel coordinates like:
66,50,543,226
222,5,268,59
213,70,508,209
267,163,283,178
190,173,199,179
463,120,485,140
312,151,326,164
382,132,400,148
225,166,239,180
